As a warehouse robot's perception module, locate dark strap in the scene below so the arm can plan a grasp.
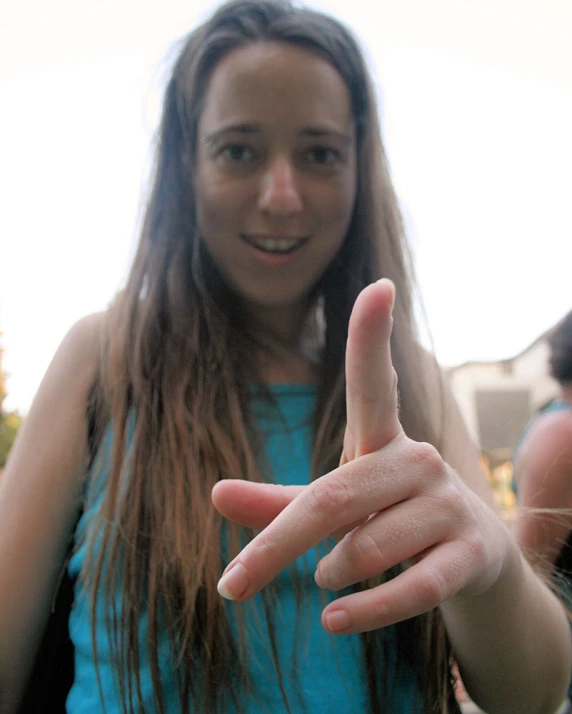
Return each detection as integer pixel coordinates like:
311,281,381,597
17,566,77,714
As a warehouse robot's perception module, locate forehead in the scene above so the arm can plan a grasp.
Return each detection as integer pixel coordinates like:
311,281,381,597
199,41,353,134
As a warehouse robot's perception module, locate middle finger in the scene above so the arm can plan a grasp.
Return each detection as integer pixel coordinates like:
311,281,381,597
314,492,456,592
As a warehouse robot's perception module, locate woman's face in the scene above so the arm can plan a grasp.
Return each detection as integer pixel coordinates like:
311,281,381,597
196,41,357,317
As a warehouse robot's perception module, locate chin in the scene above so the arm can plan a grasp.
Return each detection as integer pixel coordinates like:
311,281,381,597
241,287,314,313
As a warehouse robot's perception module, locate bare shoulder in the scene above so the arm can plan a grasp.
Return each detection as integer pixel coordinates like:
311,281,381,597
55,311,106,376
515,408,572,483
525,408,572,448
1,310,107,494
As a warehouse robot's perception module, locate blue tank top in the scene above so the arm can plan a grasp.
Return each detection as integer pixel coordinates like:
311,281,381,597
66,385,422,713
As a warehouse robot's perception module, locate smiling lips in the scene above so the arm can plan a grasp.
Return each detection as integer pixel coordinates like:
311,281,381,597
240,233,309,255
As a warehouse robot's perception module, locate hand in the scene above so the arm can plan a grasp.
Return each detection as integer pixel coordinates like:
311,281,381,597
212,279,506,634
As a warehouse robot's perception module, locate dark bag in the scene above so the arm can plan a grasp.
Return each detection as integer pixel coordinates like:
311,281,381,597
17,560,77,714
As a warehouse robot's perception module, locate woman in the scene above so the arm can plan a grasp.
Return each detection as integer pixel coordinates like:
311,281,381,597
0,1,569,713
514,310,572,713
514,310,572,568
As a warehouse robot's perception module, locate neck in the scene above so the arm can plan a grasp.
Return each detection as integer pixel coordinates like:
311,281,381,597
246,301,309,348
240,298,319,384
559,384,572,404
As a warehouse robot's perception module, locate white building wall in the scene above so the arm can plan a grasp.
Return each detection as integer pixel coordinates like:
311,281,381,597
446,335,556,450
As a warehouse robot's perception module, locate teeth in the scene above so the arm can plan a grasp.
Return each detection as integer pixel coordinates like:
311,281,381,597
255,237,297,252
245,236,303,254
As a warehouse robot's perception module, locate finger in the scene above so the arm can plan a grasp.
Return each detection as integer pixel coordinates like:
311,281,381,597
212,480,364,541
212,480,349,589
320,541,469,634
212,481,303,530
345,279,402,459
314,495,453,592
216,439,415,601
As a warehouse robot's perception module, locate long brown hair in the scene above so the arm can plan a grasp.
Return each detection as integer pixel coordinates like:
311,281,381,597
83,1,455,712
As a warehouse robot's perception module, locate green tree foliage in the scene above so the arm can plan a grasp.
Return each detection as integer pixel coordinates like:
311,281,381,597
0,412,22,468
0,337,6,413
0,332,23,468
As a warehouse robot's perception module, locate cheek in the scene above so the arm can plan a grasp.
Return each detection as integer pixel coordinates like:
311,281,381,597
318,175,356,236
196,168,250,239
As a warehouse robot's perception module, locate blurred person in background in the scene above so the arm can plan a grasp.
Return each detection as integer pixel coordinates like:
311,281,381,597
514,309,572,714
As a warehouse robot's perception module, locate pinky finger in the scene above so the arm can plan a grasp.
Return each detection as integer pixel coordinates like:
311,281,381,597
321,542,468,634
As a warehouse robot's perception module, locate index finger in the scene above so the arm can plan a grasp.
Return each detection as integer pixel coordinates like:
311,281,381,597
216,439,410,601
345,279,402,458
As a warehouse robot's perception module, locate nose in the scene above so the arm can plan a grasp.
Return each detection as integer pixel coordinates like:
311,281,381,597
257,156,303,216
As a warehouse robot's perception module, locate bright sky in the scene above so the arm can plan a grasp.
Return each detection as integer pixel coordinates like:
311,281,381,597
1,0,571,414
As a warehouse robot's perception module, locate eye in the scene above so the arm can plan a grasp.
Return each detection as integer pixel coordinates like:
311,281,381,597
219,144,255,164
305,147,341,166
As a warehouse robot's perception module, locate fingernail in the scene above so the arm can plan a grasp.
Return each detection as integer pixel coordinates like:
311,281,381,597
217,562,249,600
376,278,395,312
325,609,351,632
314,561,325,588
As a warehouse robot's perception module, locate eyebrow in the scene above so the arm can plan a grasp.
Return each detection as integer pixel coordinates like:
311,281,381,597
203,123,352,146
203,124,261,147
299,127,353,145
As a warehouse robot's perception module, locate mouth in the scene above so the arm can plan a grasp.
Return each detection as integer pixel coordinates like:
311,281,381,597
239,234,309,255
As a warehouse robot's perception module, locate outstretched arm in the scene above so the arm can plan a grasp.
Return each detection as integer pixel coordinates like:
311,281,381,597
213,281,571,714
0,314,102,713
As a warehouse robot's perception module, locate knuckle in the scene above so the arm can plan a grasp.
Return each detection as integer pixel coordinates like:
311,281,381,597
252,534,282,565
371,596,391,623
390,367,398,394
382,365,398,394
381,368,399,410
415,567,448,607
437,482,466,516
464,530,488,565
308,477,352,519
410,441,442,473
347,530,386,572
